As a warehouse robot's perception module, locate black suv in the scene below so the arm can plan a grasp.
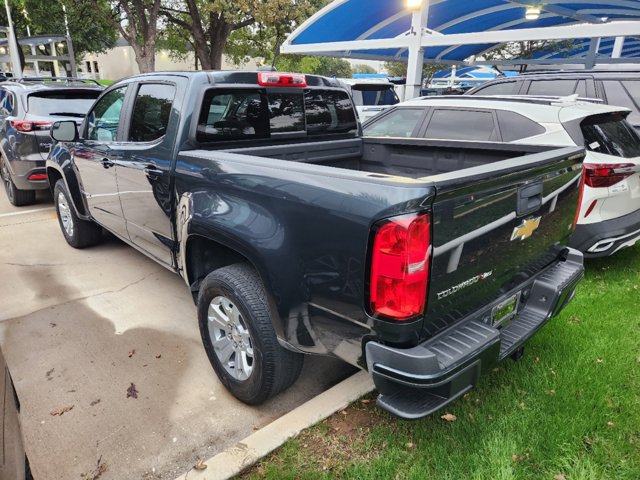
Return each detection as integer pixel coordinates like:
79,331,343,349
467,70,640,130
0,79,103,206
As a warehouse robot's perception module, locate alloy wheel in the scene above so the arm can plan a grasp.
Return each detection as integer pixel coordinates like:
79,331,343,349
207,295,254,381
57,191,74,238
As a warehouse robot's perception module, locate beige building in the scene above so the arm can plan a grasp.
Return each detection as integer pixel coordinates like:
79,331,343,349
82,38,261,81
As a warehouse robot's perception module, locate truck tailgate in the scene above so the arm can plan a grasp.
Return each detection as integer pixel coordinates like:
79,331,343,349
423,146,584,336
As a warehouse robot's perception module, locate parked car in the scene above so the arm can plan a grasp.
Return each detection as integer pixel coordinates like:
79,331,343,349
0,79,103,206
47,71,584,419
0,346,30,480
339,77,399,121
363,95,640,258
467,69,640,130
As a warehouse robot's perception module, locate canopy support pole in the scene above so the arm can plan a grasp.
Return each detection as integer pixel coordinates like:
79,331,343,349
405,2,430,101
4,0,22,78
612,36,625,58
585,37,600,69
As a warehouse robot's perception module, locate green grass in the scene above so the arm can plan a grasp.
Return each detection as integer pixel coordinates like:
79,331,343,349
245,244,640,479
96,79,115,86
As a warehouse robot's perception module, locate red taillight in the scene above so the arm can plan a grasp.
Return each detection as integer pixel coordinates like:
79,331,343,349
370,213,431,320
583,163,635,188
257,72,307,87
28,173,48,181
10,120,52,132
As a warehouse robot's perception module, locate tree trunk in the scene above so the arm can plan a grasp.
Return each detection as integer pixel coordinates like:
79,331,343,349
129,41,156,73
136,52,155,73
209,28,231,70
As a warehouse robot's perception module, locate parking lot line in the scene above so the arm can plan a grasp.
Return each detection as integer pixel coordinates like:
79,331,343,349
0,207,55,218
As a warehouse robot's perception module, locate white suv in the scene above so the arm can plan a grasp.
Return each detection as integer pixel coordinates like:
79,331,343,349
362,95,640,257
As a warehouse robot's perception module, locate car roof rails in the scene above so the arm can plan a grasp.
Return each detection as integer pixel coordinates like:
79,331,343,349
8,77,102,86
418,94,604,106
520,69,640,76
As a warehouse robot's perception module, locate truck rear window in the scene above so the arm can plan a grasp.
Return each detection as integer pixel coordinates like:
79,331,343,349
196,88,356,143
581,112,640,158
27,91,101,117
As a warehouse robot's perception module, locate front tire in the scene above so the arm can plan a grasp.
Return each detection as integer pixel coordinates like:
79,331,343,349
198,264,304,405
1,158,35,207
54,180,102,248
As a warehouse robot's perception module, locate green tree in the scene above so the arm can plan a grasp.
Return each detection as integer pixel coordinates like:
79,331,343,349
0,0,117,64
161,0,326,70
98,0,162,73
384,60,448,82
275,54,352,78
352,64,377,74
483,40,575,72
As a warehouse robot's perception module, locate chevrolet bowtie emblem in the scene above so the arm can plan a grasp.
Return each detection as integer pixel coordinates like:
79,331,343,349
511,216,541,241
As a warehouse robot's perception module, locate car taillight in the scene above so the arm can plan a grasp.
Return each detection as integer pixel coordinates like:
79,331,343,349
257,72,307,87
370,212,430,320
583,163,636,188
28,173,47,180
10,120,52,132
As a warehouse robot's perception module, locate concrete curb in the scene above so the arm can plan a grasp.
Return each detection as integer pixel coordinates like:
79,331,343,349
175,370,374,480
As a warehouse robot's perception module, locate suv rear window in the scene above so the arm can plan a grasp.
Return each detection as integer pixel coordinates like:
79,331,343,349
27,91,100,117
196,88,356,142
581,112,640,158
350,85,399,107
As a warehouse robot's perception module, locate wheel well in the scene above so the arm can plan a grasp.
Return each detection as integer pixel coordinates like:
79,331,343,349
47,168,62,196
47,168,88,216
186,236,250,301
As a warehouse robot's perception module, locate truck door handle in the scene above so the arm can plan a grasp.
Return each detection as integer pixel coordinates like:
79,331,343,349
144,166,163,180
517,181,543,216
101,158,114,169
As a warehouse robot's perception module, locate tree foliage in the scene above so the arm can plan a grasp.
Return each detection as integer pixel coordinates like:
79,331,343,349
275,54,352,78
483,40,575,72
352,64,377,74
0,0,117,64
160,0,325,71
383,61,448,82
97,0,162,73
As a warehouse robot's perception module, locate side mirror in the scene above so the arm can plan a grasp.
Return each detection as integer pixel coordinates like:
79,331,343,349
51,121,78,142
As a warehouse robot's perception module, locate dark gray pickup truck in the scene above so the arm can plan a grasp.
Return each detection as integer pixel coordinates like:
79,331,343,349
46,71,585,419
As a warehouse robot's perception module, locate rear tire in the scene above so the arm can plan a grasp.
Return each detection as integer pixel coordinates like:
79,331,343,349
198,263,304,405
54,180,102,248
1,158,35,207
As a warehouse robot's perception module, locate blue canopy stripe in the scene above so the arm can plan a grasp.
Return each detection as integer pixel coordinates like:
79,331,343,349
286,0,640,62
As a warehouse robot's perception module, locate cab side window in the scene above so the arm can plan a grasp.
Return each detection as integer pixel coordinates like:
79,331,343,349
86,86,128,142
129,83,176,142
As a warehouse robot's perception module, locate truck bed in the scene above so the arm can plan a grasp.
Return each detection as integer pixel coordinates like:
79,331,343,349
224,137,557,179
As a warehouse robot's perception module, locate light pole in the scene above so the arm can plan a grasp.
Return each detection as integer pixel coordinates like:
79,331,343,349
404,0,430,101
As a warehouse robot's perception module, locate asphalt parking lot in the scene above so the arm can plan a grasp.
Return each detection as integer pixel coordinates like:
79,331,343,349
0,190,356,479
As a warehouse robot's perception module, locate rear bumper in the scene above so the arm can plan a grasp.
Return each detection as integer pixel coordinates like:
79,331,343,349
571,208,640,257
365,248,584,420
4,153,48,190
